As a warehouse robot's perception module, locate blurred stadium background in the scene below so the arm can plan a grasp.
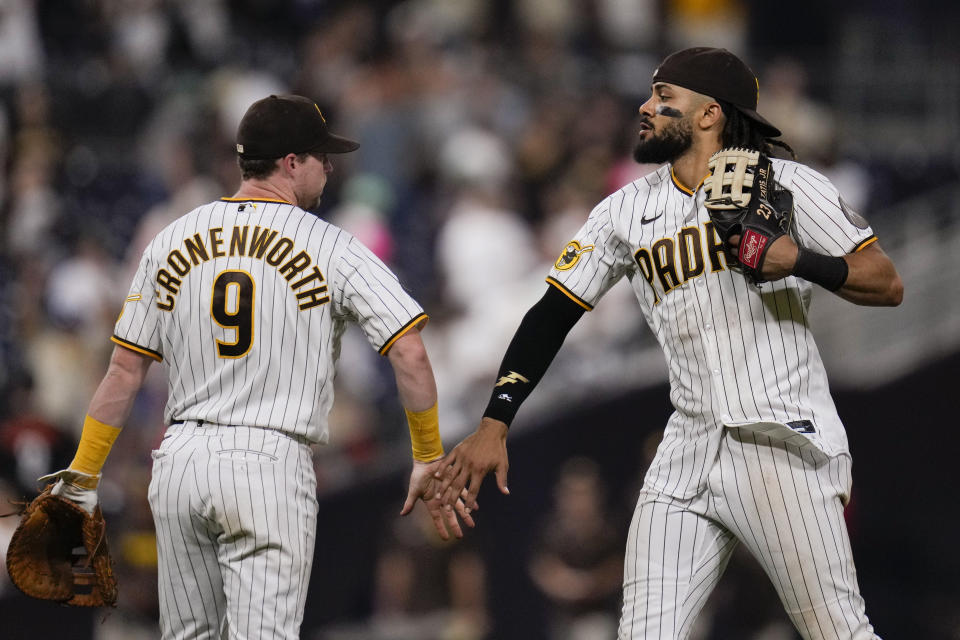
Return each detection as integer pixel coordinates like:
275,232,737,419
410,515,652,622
0,0,957,638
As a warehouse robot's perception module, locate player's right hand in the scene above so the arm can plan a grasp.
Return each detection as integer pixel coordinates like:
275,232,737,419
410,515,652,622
434,417,510,512
37,468,100,515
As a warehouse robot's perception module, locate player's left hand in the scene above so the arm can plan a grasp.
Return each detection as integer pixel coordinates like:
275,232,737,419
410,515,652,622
727,233,799,282
706,148,796,284
401,458,475,541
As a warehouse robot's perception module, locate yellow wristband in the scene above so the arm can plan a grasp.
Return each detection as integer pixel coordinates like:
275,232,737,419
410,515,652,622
405,402,444,462
69,414,122,477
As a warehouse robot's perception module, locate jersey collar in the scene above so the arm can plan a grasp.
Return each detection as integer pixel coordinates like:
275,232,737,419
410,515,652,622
220,197,294,205
670,167,709,196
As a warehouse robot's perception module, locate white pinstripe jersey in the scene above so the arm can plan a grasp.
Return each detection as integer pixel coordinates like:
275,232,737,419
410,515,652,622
548,160,876,499
113,198,426,444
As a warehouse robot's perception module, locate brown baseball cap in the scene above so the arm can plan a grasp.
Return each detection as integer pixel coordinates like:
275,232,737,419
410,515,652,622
236,94,360,159
652,47,781,138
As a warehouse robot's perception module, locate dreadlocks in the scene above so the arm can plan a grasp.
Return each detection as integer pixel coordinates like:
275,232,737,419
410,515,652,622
719,102,796,160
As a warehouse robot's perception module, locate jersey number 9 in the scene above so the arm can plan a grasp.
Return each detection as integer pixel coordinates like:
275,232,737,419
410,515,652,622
212,270,255,358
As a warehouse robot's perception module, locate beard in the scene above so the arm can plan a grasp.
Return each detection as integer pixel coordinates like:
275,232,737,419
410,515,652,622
632,116,694,165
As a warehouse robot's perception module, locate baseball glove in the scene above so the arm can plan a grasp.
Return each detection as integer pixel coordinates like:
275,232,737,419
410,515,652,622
5,485,118,607
704,147,794,283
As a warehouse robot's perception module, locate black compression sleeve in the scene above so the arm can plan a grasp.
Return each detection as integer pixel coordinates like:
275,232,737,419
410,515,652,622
792,247,849,291
482,285,587,426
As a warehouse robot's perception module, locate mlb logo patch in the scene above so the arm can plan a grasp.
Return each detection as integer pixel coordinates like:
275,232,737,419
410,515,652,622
786,420,816,434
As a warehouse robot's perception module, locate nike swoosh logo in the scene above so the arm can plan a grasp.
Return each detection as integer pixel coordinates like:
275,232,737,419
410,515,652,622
640,212,663,225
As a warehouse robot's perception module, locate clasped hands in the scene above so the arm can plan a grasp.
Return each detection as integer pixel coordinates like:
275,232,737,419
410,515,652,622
402,417,512,540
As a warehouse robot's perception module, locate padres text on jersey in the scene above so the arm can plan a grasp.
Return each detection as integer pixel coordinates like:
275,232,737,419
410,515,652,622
547,161,876,499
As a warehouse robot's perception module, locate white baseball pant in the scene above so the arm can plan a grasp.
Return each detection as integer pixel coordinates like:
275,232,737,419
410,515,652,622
619,428,878,639
149,422,318,640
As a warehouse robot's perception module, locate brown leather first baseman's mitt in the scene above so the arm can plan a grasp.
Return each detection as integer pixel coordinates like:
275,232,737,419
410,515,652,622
5,485,118,607
704,147,794,283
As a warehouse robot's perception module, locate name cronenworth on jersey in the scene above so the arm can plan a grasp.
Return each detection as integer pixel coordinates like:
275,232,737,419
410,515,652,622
153,222,330,311
114,199,428,440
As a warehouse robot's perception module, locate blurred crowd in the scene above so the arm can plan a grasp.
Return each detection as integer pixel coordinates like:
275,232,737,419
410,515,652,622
0,0,938,638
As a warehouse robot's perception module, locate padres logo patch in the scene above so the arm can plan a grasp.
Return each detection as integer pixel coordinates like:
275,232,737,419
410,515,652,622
555,241,594,270
117,294,142,321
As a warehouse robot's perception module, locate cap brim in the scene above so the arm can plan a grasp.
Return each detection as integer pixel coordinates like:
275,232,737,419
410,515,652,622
314,133,360,154
738,108,782,138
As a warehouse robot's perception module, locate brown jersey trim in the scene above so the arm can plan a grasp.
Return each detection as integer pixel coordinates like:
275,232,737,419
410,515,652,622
378,313,429,355
111,335,163,362
545,277,593,311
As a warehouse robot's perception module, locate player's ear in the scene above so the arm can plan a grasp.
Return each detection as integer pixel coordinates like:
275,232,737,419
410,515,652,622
280,153,298,175
697,101,724,132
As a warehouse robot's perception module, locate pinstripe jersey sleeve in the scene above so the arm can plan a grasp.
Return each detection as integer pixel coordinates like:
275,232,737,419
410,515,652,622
779,162,876,256
112,244,164,361
546,199,634,309
332,235,426,354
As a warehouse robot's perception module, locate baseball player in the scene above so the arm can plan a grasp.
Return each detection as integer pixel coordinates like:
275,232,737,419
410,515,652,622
38,94,472,639
437,48,903,639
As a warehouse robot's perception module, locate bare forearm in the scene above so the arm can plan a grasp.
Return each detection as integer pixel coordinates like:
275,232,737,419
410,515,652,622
763,238,903,306
387,331,437,411
63,346,152,476
87,346,153,426
835,242,903,306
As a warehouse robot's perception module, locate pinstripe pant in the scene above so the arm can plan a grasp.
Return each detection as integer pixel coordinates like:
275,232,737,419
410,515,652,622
619,428,878,640
148,423,318,640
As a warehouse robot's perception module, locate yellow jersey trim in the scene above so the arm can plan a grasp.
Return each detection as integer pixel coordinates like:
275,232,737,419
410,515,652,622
220,197,293,205
669,168,709,196
111,335,163,362
545,277,593,311
379,313,429,355
853,236,878,252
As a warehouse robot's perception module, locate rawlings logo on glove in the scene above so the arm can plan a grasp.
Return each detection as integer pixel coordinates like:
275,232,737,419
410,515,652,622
704,147,794,283
739,231,768,269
